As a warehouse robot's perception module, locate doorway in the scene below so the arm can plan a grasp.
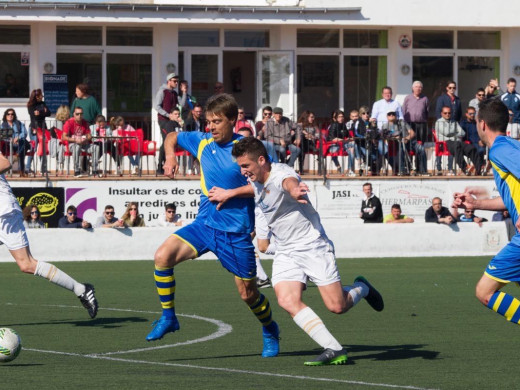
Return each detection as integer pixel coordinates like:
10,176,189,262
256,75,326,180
223,51,256,121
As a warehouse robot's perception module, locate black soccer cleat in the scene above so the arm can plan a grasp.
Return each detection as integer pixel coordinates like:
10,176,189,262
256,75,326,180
355,276,384,312
304,348,348,366
79,283,99,319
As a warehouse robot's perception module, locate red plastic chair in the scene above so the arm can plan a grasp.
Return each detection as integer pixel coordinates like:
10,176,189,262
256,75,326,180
432,129,451,175
118,128,142,176
138,129,157,176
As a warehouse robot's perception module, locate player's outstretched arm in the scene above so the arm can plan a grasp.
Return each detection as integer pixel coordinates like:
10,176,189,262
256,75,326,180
453,191,506,211
0,153,12,174
209,185,254,210
163,132,180,179
282,177,309,204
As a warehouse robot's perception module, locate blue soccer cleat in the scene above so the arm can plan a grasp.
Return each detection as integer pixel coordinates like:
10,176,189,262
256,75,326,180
355,275,384,312
262,321,280,358
146,316,180,341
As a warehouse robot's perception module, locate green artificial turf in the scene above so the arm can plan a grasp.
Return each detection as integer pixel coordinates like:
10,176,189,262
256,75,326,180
0,257,518,389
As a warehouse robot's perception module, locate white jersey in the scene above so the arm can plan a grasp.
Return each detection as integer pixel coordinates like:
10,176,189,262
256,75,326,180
251,163,327,251
0,174,21,217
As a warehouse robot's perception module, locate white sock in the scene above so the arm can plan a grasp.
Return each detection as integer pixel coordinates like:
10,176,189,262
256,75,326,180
265,242,277,255
255,251,268,280
34,261,85,296
293,306,342,351
343,281,368,306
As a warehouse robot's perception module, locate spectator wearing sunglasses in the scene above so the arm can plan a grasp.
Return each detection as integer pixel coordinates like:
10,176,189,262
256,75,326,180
58,205,92,229
469,88,486,115
485,78,501,100
435,81,462,122
155,203,183,227
22,204,45,229
94,204,124,228
121,202,145,227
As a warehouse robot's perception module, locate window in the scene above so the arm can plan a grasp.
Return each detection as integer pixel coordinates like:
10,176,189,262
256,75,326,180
343,30,387,48
57,53,102,104
0,25,30,45
297,29,339,48
0,53,29,98
57,27,102,46
224,30,269,47
344,56,387,112
458,31,500,49
413,30,453,49
179,29,219,47
106,27,153,46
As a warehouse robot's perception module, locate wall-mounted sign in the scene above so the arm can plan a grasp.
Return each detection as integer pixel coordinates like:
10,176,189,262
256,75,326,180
399,34,411,49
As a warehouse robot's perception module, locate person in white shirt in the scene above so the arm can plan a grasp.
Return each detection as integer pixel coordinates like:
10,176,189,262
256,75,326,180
0,152,98,318
231,136,384,366
370,86,403,128
155,203,183,227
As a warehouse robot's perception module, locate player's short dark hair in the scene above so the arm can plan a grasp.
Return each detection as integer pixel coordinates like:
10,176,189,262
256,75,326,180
391,204,401,210
205,93,238,122
478,99,509,133
164,203,176,212
232,137,269,161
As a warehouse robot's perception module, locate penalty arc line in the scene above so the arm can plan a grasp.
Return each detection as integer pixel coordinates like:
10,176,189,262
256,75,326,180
24,348,438,390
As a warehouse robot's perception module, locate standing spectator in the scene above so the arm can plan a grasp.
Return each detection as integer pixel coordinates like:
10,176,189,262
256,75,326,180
469,88,486,115
506,109,520,140
360,182,383,223
434,107,466,175
27,89,51,174
58,205,92,228
70,83,101,125
297,110,319,175
155,73,180,134
485,78,501,99
500,78,520,127
1,109,28,177
94,204,124,228
460,106,485,175
155,203,183,227
370,86,403,128
178,79,197,122
22,204,45,229
121,202,145,227
234,107,255,134
435,81,462,122
383,204,414,223
402,80,429,143
90,114,111,172
158,108,183,175
264,107,300,168
183,103,204,132
425,197,455,224
62,107,101,178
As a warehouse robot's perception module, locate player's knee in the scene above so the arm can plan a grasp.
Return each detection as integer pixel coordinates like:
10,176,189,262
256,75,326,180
17,259,35,274
276,294,299,313
475,285,492,306
326,301,347,315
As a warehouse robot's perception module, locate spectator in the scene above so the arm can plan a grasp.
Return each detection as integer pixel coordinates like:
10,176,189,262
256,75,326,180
347,109,368,175
485,78,501,99
500,78,520,129
27,88,51,174
89,114,111,174
383,204,414,223
370,86,403,128
360,182,383,223
111,116,140,176
237,127,253,138
94,205,124,228
256,106,272,137
434,106,466,175
452,207,487,227
358,106,378,175
234,107,255,135
121,202,145,227
297,110,320,175
58,205,92,228
155,73,179,134
183,103,204,132
213,81,225,95
469,88,486,115
22,204,45,229
506,109,520,140
155,203,183,227
425,197,455,224
460,106,485,175
62,107,101,178
70,83,101,125
51,105,69,171
158,107,183,175
264,106,300,168
492,210,515,241
435,81,462,122
327,109,349,175
1,108,28,177
402,80,430,143
178,79,197,122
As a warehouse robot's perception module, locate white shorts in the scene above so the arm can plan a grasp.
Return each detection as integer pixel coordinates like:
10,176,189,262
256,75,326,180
0,209,29,251
271,236,341,287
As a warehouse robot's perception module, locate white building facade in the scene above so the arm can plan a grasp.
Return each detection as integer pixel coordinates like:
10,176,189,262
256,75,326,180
0,0,519,140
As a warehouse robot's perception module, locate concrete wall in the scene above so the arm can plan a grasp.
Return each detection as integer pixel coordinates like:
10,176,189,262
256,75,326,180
0,221,508,262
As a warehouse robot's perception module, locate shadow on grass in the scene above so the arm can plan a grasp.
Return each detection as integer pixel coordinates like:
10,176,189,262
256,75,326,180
4,316,148,329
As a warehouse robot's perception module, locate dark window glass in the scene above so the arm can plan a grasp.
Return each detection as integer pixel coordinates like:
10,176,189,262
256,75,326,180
57,26,102,46
106,27,153,46
458,31,500,49
0,53,30,98
413,31,453,49
179,29,219,47
343,30,388,48
297,29,339,48
0,26,30,45
224,30,269,47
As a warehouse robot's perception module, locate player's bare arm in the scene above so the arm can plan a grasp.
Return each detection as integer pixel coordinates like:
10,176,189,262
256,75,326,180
453,191,506,211
208,185,254,210
282,177,309,204
163,132,180,179
0,153,11,174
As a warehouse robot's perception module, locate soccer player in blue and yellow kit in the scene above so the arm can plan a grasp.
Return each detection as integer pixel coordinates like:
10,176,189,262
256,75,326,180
146,93,280,358
453,98,520,325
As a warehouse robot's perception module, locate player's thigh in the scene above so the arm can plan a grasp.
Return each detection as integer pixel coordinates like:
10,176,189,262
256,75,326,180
0,210,29,252
213,230,256,280
154,235,197,267
273,280,306,316
317,281,348,314
9,246,37,274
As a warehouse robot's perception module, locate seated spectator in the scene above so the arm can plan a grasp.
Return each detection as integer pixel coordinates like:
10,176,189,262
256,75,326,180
327,109,353,175
234,107,255,135
460,106,485,175
425,197,456,224
62,107,101,178
121,202,145,227
237,127,253,138
58,205,92,228
89,114,112,176
492,210,510,221
265,106,300,168
360,182,383,223
51,104,69,172
111,116,140,176
434,106,467,175
1,108,29,177
155,203,183,227
94,204,124,228
22,204,45,229
383,204,414,223
183,103,204,132
453,207,487,226
255,106,272,138
468,88,486,115
297,110,320,175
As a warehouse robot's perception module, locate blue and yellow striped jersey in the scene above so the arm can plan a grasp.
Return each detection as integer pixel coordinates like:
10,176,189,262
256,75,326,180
490,135,520,232
177,131,254,233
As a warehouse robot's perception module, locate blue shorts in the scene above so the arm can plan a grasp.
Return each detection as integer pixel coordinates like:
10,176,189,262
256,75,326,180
485,239,520,283
173,217,256,279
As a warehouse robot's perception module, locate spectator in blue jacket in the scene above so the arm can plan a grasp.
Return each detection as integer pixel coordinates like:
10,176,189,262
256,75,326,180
500,78,520,125
435,81,462,122
460,106,485,175
58,205,92,229
1,108,29,177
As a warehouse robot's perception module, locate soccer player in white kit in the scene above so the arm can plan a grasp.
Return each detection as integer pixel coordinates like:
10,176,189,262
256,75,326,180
232,137,384,366
0,152,98,318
